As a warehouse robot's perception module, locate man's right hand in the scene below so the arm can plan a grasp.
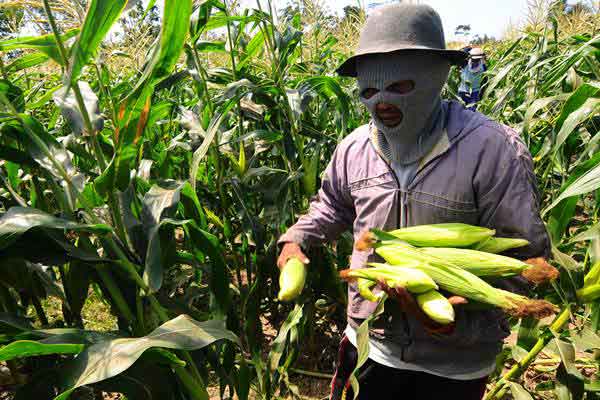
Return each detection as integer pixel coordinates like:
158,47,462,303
277,242,310,270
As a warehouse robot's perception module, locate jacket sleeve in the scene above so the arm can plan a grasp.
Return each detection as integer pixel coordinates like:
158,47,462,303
474,125,551,293
278,146,355,247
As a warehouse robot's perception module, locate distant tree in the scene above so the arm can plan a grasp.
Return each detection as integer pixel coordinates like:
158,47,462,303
280,3,302,25
343,5,362,19
118,2,160,40
471,34,496,45
565,1,595,14
454,24,472,39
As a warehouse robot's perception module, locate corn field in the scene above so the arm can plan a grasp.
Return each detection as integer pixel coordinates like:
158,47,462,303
0,0,599,399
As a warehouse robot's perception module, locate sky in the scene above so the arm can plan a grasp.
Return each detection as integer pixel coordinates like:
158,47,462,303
237,0,591,42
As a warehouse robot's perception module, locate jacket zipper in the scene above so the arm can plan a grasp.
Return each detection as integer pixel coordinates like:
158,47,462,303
398,190,410,360
376,157,412,361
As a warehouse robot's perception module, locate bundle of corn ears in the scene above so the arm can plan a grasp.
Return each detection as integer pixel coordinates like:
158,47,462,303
340,223,558,324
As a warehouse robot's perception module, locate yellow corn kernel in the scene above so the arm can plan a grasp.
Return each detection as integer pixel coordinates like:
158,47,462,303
416,290,455,325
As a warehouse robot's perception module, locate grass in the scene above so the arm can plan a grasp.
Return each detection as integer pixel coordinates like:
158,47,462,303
27,287,118,331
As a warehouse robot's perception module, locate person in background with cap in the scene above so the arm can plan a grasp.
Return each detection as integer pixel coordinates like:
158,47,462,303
458,47,487,110
277,4,551,399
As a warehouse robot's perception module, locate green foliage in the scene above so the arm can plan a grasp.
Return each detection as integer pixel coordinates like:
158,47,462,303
1,0,600,399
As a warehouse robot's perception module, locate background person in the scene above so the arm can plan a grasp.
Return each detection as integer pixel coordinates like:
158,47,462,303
459,47,487,109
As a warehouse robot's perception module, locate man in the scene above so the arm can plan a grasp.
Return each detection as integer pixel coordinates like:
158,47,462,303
459,47,488,109
277,4,550,399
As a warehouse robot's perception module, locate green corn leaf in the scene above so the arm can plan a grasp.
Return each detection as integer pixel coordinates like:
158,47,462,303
268,304,303,372
522,93,569,135
508,382,534,400
0,340,84,362
6,52,50,73
0,314,33,335
543,161,600,215
553,97,600,154
139,182,190,292
0,207,111,251
54,315,238,400
0,30,79,65
0,116,84,210
185,225,231,319
67,0,129,83
0,79,24,113
99,0,193,195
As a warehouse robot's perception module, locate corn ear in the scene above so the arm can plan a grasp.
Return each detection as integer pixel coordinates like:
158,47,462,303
422,247,557,284
357,278,383,302
371,223,495,248
278,258,307,301
340,263,438,294
417,290,455,324
474,237,530,254
584,261,600,287
375,242,557,319
421,247,529,277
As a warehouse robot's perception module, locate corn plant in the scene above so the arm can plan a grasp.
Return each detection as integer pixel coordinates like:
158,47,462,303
0,0,359,398
3,0,600,399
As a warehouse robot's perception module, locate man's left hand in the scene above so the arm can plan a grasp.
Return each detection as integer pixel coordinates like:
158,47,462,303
377,280,467,335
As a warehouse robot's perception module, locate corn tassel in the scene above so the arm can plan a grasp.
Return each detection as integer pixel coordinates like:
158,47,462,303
416,290,455,324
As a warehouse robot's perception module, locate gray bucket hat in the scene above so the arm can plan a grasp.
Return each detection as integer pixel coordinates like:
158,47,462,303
337,3,468,77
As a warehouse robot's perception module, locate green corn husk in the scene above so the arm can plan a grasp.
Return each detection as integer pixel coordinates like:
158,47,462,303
361,223,495,249
340,263,438,294
357,278,383,302
584,261,600,287
420,247,558,284
416,290,455,325
375,242,557,319
278,258,307,301
474,237,530,254
420,247,529,278
372,241,557,284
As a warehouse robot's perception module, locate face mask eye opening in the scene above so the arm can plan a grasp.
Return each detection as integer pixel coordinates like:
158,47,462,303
360,88,379,99
386,80,415,95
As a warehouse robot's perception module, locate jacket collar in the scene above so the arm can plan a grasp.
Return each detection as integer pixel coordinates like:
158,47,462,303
368,101,491,176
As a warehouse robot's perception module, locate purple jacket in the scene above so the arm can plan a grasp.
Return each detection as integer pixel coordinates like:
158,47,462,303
279,101,550,373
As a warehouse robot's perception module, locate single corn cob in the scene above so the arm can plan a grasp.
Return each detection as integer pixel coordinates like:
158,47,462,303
420,247,558,283
339,263,438,294
374,243,557,319
416,290,455,324
278,258,307,301
356,223,495,250
584,261,600,287
357,278,383,302
474,237,530,254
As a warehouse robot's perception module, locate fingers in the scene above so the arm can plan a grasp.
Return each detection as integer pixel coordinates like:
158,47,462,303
448,296,468,305
299,253,310,264
370,283,462,335
425,323,456,335
377,279,394,297
277,243,310,270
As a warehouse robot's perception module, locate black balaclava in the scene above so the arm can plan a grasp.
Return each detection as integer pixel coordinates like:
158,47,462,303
357,52,451,165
